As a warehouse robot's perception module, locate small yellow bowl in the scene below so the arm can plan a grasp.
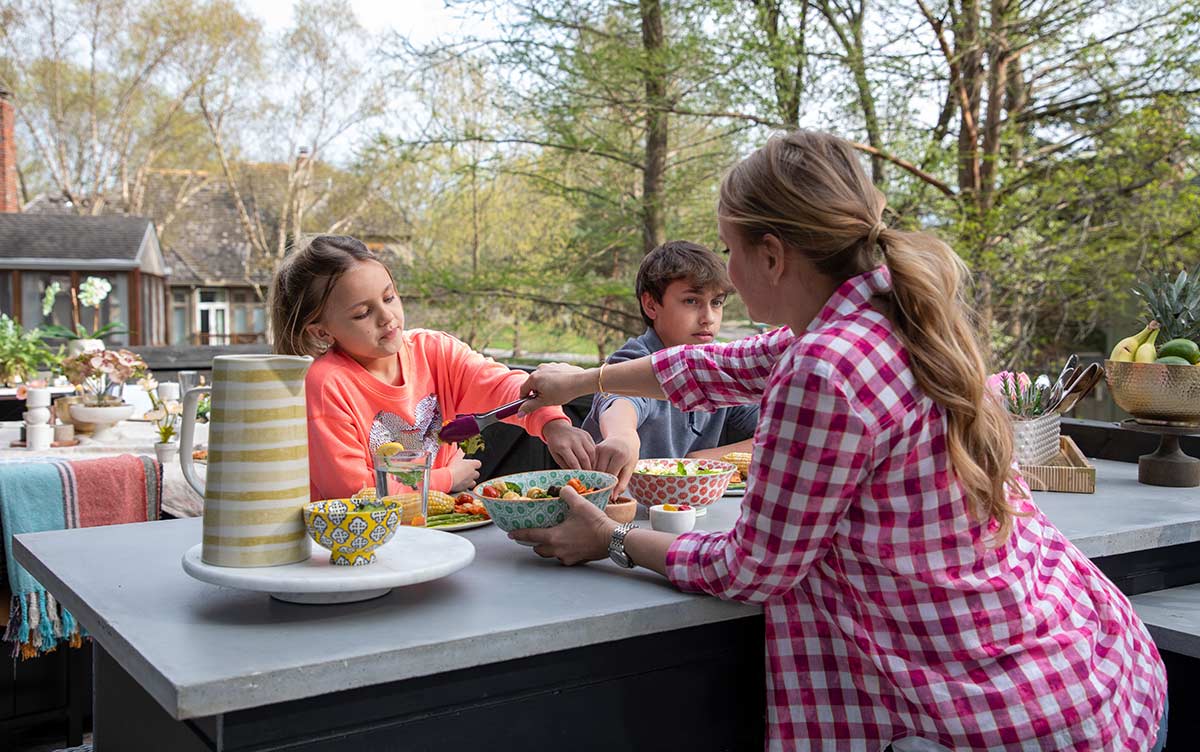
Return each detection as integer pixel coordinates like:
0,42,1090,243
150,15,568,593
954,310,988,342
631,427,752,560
302,499,403,566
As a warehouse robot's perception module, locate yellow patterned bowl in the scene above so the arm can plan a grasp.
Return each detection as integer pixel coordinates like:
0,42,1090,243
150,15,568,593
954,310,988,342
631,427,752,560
1105,359,1200,426
302,499,403,566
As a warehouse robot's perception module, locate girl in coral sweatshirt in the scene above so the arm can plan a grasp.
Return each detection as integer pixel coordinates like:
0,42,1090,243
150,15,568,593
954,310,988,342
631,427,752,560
269,235,596,500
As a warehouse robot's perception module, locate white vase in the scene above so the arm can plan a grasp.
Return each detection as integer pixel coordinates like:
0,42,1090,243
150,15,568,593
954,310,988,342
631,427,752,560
154,441,179,465
67,339,105,357
69,403,135,442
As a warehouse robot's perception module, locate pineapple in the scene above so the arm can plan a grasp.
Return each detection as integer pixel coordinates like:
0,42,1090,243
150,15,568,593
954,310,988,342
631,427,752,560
1134,266,1200,343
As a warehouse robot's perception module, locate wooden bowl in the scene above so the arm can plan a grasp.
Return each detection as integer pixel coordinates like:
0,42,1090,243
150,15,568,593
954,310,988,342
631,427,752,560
604,497,637,524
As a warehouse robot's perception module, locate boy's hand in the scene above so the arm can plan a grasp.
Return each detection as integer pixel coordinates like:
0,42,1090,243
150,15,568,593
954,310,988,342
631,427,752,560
594,434,639,493
542,419,596,470
448,457,482,493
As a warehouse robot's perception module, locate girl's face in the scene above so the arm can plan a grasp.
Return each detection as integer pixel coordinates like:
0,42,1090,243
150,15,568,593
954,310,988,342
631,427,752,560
306,260,405,361
719,217,773,324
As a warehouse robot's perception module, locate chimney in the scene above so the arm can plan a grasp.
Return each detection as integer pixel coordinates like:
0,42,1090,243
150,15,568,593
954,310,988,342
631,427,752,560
0,87,17,213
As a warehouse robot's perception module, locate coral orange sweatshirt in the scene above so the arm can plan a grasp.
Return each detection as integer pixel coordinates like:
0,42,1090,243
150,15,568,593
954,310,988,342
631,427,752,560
305,329,568,500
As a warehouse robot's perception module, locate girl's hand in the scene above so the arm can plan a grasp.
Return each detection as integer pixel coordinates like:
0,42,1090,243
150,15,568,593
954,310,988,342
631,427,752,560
542,419,597,470
448,457,482,493
594,434,639,493
518,363,594,415
510,487,617,565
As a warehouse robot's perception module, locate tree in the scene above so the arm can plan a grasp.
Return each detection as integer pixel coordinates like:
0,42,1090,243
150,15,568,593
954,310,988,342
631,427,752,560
0,0,255,213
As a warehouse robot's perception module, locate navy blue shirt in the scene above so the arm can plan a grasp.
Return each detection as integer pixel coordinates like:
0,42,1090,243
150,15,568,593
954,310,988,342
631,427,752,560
581,328,760,459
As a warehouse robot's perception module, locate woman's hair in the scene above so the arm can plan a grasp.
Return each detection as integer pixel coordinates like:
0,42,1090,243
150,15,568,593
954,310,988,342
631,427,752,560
719,130,1021,543
268,235,382,357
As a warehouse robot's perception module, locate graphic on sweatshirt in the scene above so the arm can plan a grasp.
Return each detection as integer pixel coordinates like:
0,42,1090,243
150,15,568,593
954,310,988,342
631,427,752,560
368,394,442,456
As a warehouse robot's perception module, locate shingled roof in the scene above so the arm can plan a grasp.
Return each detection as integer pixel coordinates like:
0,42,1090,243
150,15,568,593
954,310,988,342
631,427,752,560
0,213,158,268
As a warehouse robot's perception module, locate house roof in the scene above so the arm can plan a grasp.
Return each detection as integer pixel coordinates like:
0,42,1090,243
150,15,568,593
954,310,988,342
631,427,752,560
0,213,163,271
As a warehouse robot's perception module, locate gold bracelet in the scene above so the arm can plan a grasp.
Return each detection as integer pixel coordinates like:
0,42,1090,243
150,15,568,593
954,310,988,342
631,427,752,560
597,362,607,394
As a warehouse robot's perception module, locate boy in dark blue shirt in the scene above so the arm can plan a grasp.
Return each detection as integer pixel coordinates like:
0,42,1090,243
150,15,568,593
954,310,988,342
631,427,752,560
582,241,759,491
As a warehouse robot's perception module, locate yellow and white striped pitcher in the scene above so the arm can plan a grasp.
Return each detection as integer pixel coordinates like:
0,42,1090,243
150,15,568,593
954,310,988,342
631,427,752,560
179,355,314,567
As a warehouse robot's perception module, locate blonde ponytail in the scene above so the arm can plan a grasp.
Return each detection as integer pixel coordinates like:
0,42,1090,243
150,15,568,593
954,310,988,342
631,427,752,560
720,130,1022,543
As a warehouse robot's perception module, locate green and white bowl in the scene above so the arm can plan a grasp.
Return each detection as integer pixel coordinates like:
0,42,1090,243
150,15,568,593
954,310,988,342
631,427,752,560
470,469,617,546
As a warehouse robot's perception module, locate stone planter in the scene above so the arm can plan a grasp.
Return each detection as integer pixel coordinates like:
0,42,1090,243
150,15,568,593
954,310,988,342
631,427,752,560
154,441,179,466
69,403,134,442
1011,412,1061,466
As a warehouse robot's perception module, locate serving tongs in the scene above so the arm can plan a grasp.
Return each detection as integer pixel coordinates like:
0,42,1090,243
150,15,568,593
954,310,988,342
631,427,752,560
1048,362,1104,415
439,397,531,444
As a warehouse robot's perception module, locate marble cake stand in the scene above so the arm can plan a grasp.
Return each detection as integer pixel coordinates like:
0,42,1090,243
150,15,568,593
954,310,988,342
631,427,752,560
181,527,476,604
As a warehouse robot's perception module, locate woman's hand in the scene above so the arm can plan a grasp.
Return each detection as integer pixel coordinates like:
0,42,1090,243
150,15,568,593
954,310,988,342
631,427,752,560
593,433,639,493
518,363,595,415
447,457,482,493
510,487,617,565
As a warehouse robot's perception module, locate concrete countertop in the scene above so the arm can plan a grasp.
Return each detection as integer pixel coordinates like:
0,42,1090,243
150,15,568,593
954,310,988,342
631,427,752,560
13,458,1197,721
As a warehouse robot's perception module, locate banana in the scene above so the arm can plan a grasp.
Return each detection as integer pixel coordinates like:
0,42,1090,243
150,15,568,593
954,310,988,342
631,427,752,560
1110,321,1160,362
1135,326,1162,363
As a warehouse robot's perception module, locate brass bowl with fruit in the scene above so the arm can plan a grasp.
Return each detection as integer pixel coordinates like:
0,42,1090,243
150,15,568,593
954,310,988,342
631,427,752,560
1105,359,1200,426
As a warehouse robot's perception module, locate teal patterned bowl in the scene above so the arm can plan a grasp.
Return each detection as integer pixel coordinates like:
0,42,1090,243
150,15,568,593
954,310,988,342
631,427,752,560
470,469,617,545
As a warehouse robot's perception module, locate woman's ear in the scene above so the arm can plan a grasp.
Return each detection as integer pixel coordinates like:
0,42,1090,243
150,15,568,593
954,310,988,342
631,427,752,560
760,233,788,285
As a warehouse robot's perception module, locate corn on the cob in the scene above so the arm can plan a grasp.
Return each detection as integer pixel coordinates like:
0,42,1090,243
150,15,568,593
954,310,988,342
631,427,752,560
426,490,456,516
721,452,751,478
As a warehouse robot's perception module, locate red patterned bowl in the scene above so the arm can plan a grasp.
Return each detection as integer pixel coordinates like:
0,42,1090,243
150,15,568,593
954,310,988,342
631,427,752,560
625,459,736,516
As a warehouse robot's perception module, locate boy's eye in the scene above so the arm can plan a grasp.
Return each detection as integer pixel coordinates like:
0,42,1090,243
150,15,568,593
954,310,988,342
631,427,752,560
713,298,725,307
720,247,730,256
684,298,697,305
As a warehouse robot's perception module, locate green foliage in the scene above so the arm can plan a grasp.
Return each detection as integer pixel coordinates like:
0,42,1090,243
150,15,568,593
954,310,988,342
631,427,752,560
0,316,60,387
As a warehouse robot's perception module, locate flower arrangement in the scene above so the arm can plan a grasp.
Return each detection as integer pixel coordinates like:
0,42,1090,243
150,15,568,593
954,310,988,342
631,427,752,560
987,371,1053,419
62,349,147,405
140,376,183,443
40,276,127,341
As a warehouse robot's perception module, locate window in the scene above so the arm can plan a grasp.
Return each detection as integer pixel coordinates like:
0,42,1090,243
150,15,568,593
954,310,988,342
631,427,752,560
196,288,229,345
0,272,11,318
171,288,191,346
141,275,167,345
20,272,73,332
230,288,267,343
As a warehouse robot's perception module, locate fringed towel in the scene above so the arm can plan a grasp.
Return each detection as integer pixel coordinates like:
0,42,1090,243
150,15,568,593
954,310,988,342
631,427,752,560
0,455,161,657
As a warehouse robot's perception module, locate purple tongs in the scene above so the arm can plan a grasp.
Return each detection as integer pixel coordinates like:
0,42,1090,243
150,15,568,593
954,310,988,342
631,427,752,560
439,397,530,444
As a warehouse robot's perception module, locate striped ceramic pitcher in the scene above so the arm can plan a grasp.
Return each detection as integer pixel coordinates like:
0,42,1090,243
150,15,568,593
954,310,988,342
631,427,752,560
179,355,314,567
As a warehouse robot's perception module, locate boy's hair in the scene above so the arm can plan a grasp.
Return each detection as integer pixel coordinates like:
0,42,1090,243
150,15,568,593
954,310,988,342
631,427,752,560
635,240,733,328
268,235,383,357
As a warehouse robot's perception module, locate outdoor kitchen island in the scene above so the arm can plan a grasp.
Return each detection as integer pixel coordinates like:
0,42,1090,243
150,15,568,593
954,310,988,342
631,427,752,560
14,458,1200,751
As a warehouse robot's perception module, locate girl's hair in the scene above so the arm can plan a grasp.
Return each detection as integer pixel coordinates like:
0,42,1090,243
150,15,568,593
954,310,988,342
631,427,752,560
268,235,382,357
719,130,1021,543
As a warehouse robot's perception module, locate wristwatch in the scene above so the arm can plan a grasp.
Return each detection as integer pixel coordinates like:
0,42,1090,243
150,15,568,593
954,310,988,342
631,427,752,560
608,521,639,569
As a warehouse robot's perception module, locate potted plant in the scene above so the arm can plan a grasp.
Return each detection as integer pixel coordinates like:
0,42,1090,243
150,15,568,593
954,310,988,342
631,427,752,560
0,314,59,387
62,348,147,441
39,277,127,356
140,375,183,464
988,370,1060,466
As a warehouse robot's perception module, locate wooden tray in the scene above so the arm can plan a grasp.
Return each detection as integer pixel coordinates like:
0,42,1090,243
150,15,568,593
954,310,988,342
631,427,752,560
1019,435,1095,493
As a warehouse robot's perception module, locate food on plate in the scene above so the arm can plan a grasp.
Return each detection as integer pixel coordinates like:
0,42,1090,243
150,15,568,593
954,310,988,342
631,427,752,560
192,448,208,461
426,490,457,516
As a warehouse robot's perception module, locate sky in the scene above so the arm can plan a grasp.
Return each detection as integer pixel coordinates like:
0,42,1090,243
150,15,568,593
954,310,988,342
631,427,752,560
238,0,482,43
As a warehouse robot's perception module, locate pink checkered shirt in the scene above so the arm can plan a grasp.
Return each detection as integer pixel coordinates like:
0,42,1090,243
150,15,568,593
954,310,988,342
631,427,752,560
655,267,1166,751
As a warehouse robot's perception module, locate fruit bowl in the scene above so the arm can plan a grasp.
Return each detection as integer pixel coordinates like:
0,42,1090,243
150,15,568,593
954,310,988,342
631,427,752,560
1105,359,1200,426
625,459,737,516
303,499,403,566
469,469,616,544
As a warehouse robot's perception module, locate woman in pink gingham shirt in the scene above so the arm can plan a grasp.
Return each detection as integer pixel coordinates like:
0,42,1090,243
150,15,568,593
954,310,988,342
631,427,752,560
514,130,1167,751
